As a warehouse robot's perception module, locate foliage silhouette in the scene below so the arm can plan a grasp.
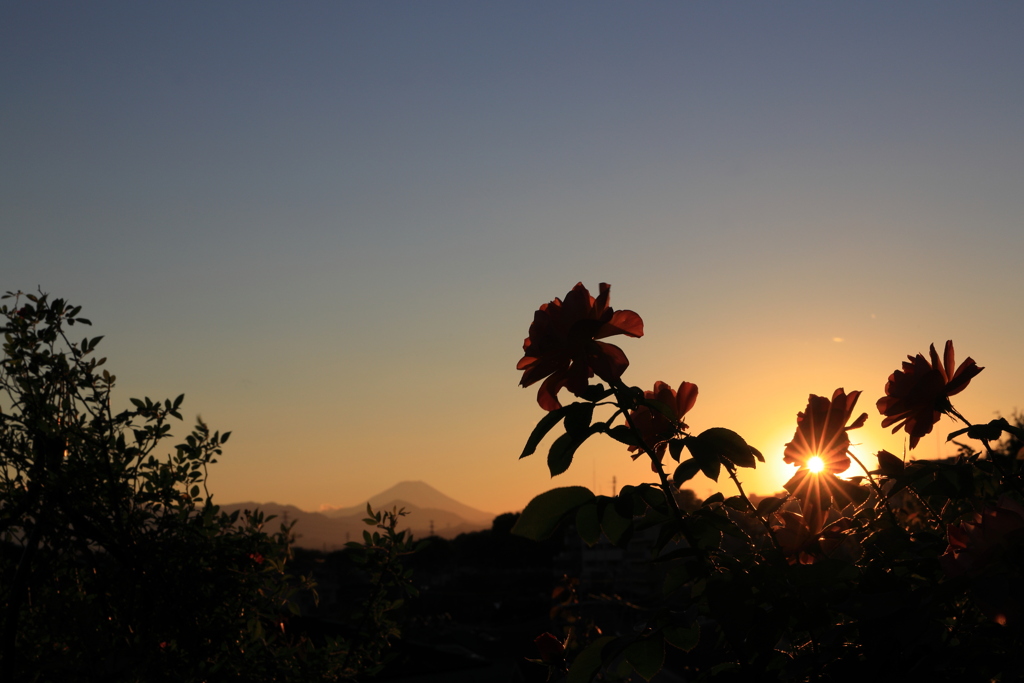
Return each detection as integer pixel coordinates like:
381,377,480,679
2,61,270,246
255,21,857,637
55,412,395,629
515,282,1024,682
0,292,414,682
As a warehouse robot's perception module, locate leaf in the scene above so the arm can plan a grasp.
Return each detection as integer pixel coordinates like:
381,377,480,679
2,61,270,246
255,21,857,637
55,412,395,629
696,427,759,468
564,403,594,438
756,496,785,516
966,420,1008,442
701,457,721,481
687,515,723,550
520,405,572,459
947,426,971,441
668,439,685,462
578,383,612,402
875,450,904,477
663,624,700,652
576,502,602,546
662,561,691,596
566,636,616,683
1002,419,1024,441
624,636,665,681
682,436,721,481
614,486,638,518
831,475,870,506
724,495,751,511
512,486,595,541
547,433,577,476
702,492,724,506
636,484,671,515
601,500,632,545
549,422,604,477
606,425,643,448
673,458,702,485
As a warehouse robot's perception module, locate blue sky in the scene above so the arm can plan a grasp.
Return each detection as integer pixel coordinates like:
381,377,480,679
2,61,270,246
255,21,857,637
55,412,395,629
3,2,1023,513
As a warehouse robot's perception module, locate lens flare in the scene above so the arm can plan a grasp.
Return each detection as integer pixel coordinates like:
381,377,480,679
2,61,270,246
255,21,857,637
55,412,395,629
807,456,825,474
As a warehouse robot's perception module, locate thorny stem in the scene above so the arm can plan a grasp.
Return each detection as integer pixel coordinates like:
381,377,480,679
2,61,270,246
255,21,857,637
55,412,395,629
611,380,703,555
903,477,943,527
621,407,685,520
724,462,784,557
848,450,908,530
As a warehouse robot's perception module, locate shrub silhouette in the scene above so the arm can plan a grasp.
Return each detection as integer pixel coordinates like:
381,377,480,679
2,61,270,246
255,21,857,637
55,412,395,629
515,282,1024,682
0,292,414,682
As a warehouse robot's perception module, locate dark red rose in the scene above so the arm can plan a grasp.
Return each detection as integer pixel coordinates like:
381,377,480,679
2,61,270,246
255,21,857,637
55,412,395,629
784,388,867,475
941,497,1024,626
517,283,643,411
627,380,698,466
783,469,869,536
940,497,1024,579
774,510,819,565
877,340,983,450
783,390,870,536
533,632,566,666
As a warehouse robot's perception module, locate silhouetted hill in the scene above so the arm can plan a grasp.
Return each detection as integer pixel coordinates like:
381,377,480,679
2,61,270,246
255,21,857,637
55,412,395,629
320,480,495,525
221,482,496,549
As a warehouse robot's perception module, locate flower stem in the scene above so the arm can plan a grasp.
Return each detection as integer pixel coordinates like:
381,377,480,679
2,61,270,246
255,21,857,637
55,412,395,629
853,450,942,528
724,462,784,557
611,379,701,553
848,451,907,529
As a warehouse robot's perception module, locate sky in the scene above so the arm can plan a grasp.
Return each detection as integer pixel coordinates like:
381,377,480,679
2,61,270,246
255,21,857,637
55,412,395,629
3,2,1023,516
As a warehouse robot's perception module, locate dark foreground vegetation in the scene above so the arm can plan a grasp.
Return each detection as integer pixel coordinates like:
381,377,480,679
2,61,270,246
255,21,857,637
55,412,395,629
287,512,561,683
511,282,1024,682
0,291,563,682
0,292,422,682
5,288,1024,682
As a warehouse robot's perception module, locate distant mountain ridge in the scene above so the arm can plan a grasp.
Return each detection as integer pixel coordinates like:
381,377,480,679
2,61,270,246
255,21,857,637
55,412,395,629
221,481,496,550
319,481,495,525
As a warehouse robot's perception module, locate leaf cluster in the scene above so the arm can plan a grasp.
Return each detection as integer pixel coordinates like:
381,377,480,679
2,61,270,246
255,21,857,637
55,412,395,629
0,292,415,682
515,369,1024,681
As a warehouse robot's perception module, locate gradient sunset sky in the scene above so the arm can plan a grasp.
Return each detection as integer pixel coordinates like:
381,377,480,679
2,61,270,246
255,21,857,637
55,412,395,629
4,2,1023,516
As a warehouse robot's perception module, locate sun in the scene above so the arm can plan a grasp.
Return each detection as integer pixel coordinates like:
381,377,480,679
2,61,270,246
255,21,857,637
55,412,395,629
807,455,825,474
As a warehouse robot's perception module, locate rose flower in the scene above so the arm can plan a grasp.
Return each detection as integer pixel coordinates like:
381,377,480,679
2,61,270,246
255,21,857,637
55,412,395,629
784,388,867,475
532,632,566,667
783,389,869,533
517,282,643,411
940,497,1024,579
876,340,983,450
774,510,819,565
627,380,698,466
941,497,1024,626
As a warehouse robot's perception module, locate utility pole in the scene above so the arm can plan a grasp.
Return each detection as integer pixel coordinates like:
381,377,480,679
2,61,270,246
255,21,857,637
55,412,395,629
612,476,617,497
